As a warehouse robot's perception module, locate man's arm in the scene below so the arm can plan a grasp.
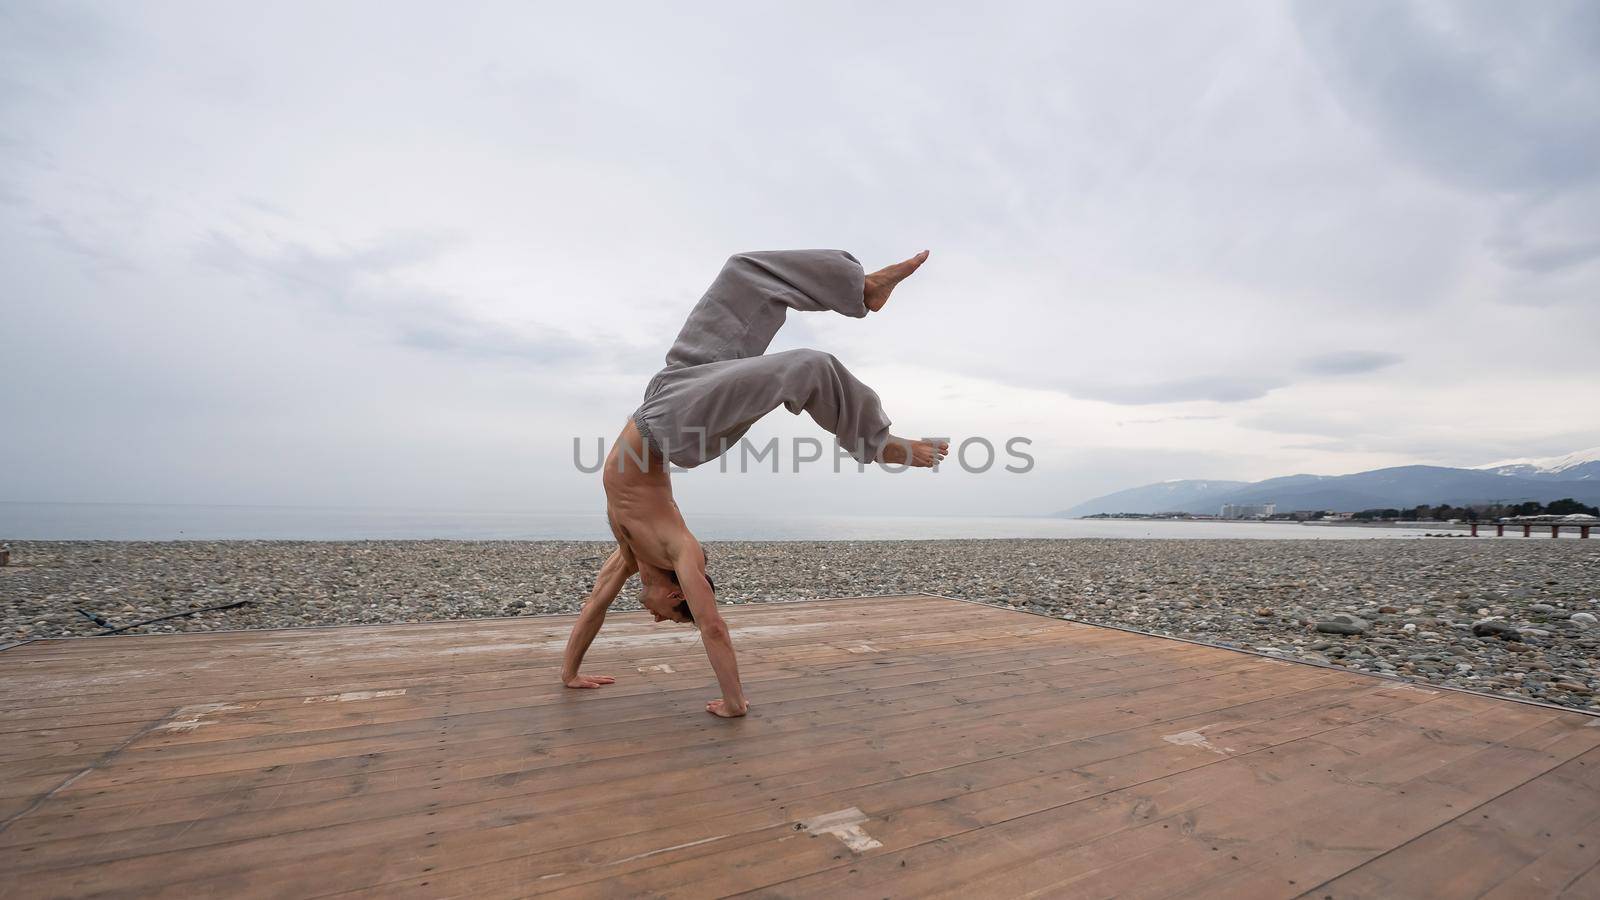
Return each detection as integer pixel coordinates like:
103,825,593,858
675,551,746,717
560,546,637,688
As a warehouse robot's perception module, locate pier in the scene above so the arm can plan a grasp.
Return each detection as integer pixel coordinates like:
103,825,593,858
1468,520,1595,538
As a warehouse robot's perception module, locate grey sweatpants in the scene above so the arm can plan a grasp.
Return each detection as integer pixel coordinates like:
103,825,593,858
632,250,893,469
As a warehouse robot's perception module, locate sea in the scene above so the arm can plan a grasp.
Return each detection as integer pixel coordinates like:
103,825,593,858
0,501,1448,542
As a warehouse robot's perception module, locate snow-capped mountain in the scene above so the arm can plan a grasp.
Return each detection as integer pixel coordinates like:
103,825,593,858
1475,446,1600,482
1060,446,1600,516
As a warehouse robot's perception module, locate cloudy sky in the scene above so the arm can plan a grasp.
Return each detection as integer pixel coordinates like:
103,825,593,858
2,0,1597,518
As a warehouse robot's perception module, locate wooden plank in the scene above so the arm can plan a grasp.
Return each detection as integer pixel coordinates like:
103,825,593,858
0,644,1213,845
1,655,1283,879
0,630,1165,798
0,597,939,701
3,602,1075,778
1304,744,1600,899
717,695,1568,899
11,663,1347,897
992,712,1600,899
328,677,1398,899
0,615,1082,746
0,598,988,712
0,638,1155,823
0,625,1082,759
516,689,1476,899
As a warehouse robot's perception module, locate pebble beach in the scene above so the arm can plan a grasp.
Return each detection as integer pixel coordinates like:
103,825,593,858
3,538,1597,710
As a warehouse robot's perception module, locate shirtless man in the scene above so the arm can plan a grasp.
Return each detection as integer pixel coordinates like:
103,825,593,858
559,249,949,717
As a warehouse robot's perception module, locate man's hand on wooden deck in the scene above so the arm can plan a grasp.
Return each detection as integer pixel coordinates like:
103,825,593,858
564,673,616,689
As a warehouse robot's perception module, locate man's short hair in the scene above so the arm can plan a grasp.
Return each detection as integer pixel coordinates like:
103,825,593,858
666,567,714,623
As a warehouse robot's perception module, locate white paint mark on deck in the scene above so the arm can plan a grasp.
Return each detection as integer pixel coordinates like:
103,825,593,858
1381,684,1440,696
608,834,728,865
158,703,245,733
846,643,880,654
638,664,675,674
800,807,883,852
303,689,407,703
1162,725,1233,756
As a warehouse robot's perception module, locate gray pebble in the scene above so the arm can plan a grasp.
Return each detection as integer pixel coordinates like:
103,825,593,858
1317,616,1369,636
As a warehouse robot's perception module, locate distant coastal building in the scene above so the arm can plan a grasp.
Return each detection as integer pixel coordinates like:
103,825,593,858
1220,503,1276,519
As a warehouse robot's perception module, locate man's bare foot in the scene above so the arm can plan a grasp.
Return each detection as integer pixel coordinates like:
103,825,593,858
877,436,949,468
864,250,930,313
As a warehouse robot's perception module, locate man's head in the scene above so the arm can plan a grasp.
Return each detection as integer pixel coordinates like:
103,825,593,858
636,554,715,625
666,569,716,623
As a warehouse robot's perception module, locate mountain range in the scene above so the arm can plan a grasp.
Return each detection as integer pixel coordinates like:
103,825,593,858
1059,446,1600,517
1472,448,1600,482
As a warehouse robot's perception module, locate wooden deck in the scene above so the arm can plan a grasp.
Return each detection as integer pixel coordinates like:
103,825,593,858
2,594,1598,899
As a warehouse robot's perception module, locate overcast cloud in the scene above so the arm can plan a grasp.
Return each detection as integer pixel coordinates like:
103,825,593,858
2,0,1597,516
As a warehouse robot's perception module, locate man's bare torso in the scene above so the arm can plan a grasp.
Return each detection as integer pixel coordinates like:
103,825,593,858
603,419,693,574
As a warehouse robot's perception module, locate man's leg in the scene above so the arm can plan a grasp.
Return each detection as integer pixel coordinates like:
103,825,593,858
662,250,929,369
640,348,945,468
636,249,939,466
